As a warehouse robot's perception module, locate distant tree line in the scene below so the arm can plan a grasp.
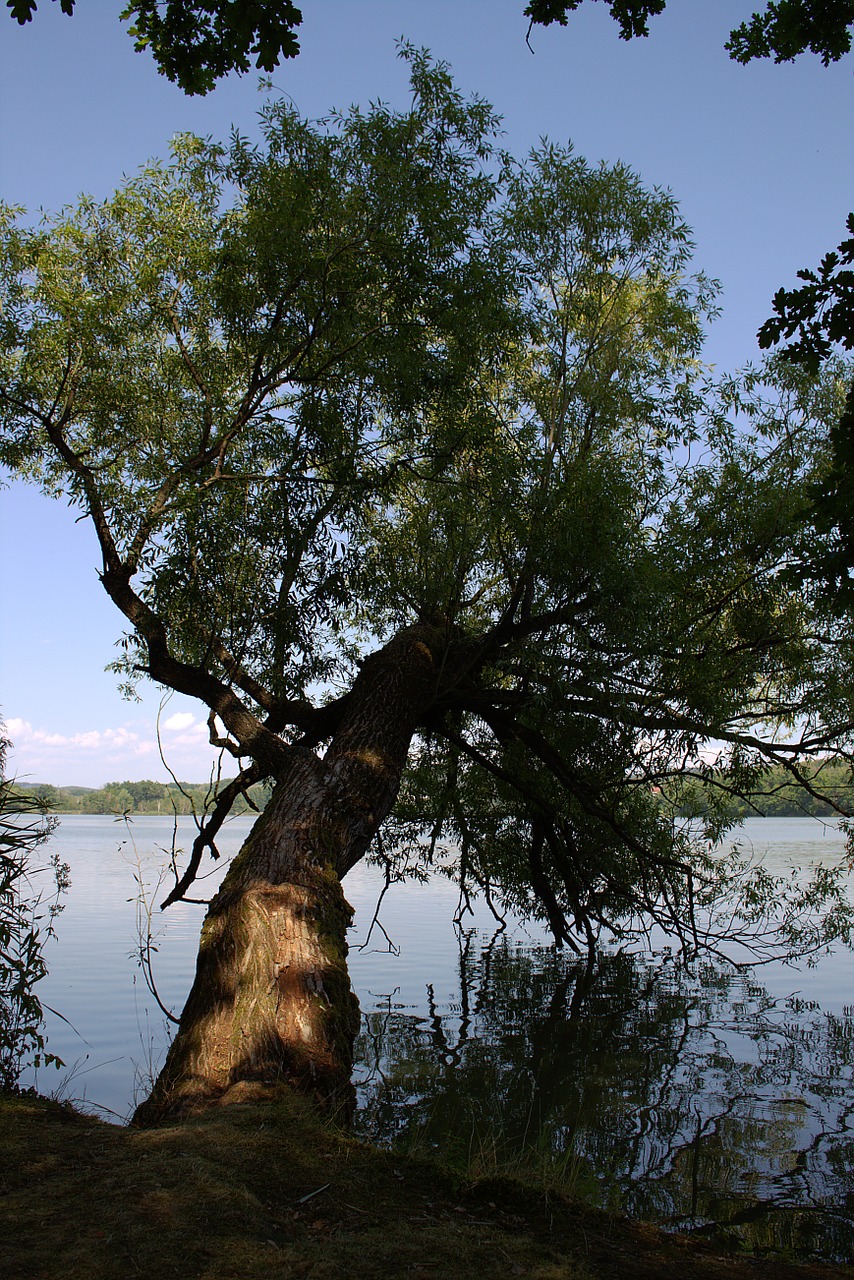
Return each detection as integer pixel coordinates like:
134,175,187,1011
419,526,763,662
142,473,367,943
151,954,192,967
674,760,854,820
14,765,853,820
12,779,269,817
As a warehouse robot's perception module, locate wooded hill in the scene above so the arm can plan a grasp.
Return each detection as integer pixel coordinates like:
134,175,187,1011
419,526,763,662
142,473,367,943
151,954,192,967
15,762,854,820
674,760,854,820
12,778,269,817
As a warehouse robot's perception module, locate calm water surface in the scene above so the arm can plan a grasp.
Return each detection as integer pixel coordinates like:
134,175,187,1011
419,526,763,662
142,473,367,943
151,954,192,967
21,814,854,1260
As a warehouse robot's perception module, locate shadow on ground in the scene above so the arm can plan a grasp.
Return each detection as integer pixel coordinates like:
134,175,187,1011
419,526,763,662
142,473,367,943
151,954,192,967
2,1087,851,1280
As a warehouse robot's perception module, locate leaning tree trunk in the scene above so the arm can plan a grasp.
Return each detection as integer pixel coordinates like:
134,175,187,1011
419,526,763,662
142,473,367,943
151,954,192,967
133,622,447,1126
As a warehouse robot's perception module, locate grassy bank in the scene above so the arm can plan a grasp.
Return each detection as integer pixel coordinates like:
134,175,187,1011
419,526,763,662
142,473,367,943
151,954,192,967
2,1087,851,1280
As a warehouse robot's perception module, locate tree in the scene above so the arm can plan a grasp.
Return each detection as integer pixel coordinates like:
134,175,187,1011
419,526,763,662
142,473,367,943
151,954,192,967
759,216,854,377
755,218,854,605
6,0,303,95
2,53,853,1124
524,1,854,65
525,2,854,613
10,2,852,97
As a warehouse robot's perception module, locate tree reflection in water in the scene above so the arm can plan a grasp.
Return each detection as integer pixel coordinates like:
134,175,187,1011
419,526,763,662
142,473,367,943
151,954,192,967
353,933,854,1261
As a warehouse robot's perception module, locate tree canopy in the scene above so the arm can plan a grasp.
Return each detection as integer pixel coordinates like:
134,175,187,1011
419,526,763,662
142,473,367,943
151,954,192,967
526,2,854,638
9,1,852,96
525,0,854,65
2,51,852,963
759,216,854,377
757,220,854,608
7,0,304,95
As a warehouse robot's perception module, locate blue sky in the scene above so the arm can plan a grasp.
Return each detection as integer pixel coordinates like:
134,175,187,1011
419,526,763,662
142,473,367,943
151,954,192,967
1,0,852,786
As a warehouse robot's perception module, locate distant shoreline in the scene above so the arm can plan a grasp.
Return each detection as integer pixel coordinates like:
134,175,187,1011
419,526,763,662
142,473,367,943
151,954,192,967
13,770,854,822
11,778,268,819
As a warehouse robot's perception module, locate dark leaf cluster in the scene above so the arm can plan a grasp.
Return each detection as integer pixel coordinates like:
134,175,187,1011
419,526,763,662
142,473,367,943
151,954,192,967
525,0,854,63
6,0,303,95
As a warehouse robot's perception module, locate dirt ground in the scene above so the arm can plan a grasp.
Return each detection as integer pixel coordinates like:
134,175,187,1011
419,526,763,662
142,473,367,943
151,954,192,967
2,1088,852,1280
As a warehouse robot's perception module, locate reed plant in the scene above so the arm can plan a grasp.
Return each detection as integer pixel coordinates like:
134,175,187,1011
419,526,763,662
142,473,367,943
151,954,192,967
0,720,68,1089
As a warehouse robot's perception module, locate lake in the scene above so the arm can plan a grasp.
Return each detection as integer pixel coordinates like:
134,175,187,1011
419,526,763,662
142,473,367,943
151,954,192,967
18,813,854,1261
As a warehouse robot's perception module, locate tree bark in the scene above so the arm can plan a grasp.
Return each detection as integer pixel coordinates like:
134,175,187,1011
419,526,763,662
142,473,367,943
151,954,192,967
132,621,449,1126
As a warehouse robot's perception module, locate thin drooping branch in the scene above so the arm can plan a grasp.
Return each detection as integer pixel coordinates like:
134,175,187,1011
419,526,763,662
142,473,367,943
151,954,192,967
161,761,266,908
437,721,546,813
528,818,576,949
477,704,692,876
577,692,854,770
436,712,704,947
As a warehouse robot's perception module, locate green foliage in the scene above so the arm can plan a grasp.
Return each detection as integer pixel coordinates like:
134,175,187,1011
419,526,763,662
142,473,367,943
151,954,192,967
0,51,511,709
674,758,854,817
6,0,303,96
727,0,854,65
6,0,72,20
12,777,268,816
122,1,303,96
2,53,854,959
526,3,854,631
757,220,854,608
525,0,666,40
0,723,68,1091
10,1,853,101
525,0,854,64
759,214,854,375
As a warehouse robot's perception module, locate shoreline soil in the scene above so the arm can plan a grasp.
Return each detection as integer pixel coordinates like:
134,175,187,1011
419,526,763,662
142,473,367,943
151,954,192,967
2,1088,852,1280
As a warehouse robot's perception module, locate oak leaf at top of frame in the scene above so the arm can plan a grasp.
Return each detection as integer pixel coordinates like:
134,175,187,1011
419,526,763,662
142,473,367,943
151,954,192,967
524,0,854,66
8,1,853,98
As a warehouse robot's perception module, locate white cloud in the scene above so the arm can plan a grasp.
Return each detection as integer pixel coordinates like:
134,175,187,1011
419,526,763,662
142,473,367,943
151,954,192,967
162,711,196,732
3,713,224,788
5,719,152,755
